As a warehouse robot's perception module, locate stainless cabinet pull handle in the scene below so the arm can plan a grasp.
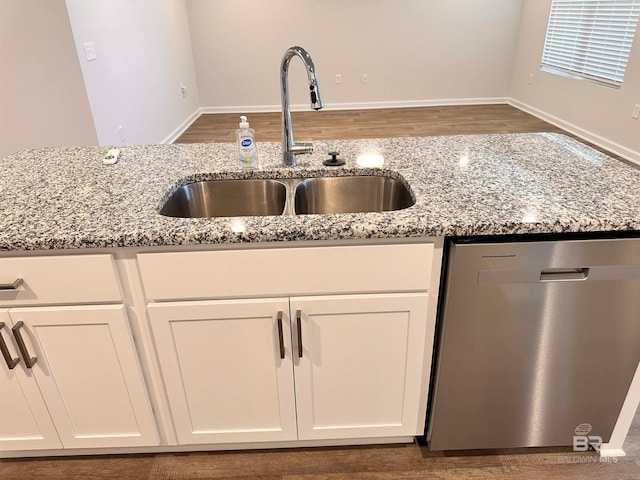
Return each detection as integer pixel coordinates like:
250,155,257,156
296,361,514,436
0,278,23,290
296,310,303,358
11,321,37,368
0,322,19,370
277,311,285,359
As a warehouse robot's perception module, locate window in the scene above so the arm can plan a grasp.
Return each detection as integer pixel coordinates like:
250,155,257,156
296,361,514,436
541,0,640,88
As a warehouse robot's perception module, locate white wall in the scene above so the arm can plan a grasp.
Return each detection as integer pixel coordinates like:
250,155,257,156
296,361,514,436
65,0,201,145
0,0,98,159
510,0,640,162
186,0,524,111
7,0,639,162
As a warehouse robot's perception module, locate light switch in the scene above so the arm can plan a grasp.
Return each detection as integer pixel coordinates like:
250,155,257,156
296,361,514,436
83,42,97,61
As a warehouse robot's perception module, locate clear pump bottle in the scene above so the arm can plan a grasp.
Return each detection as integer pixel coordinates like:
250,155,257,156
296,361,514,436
236,116,260,170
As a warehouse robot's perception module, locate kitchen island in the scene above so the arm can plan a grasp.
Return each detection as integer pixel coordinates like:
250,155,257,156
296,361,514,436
1,133,639,459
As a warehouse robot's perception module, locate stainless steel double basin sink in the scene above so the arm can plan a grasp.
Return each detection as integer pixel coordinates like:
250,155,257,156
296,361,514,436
159,175,415,218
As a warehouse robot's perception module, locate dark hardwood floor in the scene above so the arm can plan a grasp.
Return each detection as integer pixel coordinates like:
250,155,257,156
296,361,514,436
2,105,638,479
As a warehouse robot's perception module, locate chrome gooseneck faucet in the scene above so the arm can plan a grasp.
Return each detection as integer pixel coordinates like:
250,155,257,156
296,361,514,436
280,46,324,166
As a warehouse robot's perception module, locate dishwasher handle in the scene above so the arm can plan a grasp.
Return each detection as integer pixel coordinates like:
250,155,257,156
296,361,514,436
540,267,590,282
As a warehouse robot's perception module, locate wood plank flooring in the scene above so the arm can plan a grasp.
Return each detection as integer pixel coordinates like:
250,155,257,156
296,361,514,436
2,105,638,479
2,432,640,480
175,104,622,161
175,104,567,144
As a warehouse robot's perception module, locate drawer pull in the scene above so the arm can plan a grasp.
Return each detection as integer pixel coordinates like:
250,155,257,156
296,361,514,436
0,278,23,290
296,310,303,358
277,311,285,359
0,322,19,370
11,321,37,368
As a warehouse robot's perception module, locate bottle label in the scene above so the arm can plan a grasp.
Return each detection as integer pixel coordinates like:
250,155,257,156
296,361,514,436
238,133,258,168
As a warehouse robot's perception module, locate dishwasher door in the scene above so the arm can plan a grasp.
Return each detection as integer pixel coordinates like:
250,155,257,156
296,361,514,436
428,237,640,450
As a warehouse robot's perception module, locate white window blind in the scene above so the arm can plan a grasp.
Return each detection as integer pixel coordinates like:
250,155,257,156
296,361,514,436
541,0,640,87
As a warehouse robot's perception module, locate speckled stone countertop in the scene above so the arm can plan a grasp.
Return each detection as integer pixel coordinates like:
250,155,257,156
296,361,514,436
2,132,640,251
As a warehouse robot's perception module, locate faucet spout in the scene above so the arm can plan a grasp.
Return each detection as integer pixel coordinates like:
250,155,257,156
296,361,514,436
280,46,324,166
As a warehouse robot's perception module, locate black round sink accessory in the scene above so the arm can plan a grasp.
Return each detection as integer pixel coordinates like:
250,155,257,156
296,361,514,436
323,151,346,167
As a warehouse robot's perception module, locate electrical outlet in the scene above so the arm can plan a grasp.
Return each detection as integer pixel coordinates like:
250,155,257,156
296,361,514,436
362,73,369,83
335,74,342,84
528,73,534,85
180,83,188,98
633,104,640,120
83,42,97,61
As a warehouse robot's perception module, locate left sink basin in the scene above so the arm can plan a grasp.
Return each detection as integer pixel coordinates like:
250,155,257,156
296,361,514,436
159,179,287,218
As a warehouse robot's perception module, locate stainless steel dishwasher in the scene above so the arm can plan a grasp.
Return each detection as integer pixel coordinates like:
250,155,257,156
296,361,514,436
428,237,640,450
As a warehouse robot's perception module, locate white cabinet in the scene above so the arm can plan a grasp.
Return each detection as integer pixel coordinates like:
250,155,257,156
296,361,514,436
148,299,298,445
0,312,61,451
0,242,441,455
0,254,158,453
8,305,158,449
0,254,123,307
292,294,429,440
137,244,433,301
141,243,436,447
149,293,429,445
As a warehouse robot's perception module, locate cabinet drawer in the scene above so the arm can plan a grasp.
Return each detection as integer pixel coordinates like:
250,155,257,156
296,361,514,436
138,244,433,301
0,254,122,306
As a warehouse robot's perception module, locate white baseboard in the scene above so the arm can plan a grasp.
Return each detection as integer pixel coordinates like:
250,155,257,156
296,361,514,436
200,105,280,114
161,108,203,144
325,97,510,111
200,97,509,115
508,99,640,165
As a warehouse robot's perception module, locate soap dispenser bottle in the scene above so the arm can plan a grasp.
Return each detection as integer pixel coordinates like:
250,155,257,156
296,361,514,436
236,115,260,170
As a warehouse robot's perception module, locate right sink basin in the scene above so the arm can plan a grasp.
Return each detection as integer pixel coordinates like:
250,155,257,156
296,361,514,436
294,175,415,215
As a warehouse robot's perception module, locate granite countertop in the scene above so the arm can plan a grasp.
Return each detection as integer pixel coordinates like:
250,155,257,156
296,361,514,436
2,132,640,251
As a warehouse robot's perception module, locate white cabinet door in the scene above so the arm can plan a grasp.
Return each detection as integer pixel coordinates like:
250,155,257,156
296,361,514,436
148,299,298,444
291,293,429,440
8,305,158,449
0,311,61,451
